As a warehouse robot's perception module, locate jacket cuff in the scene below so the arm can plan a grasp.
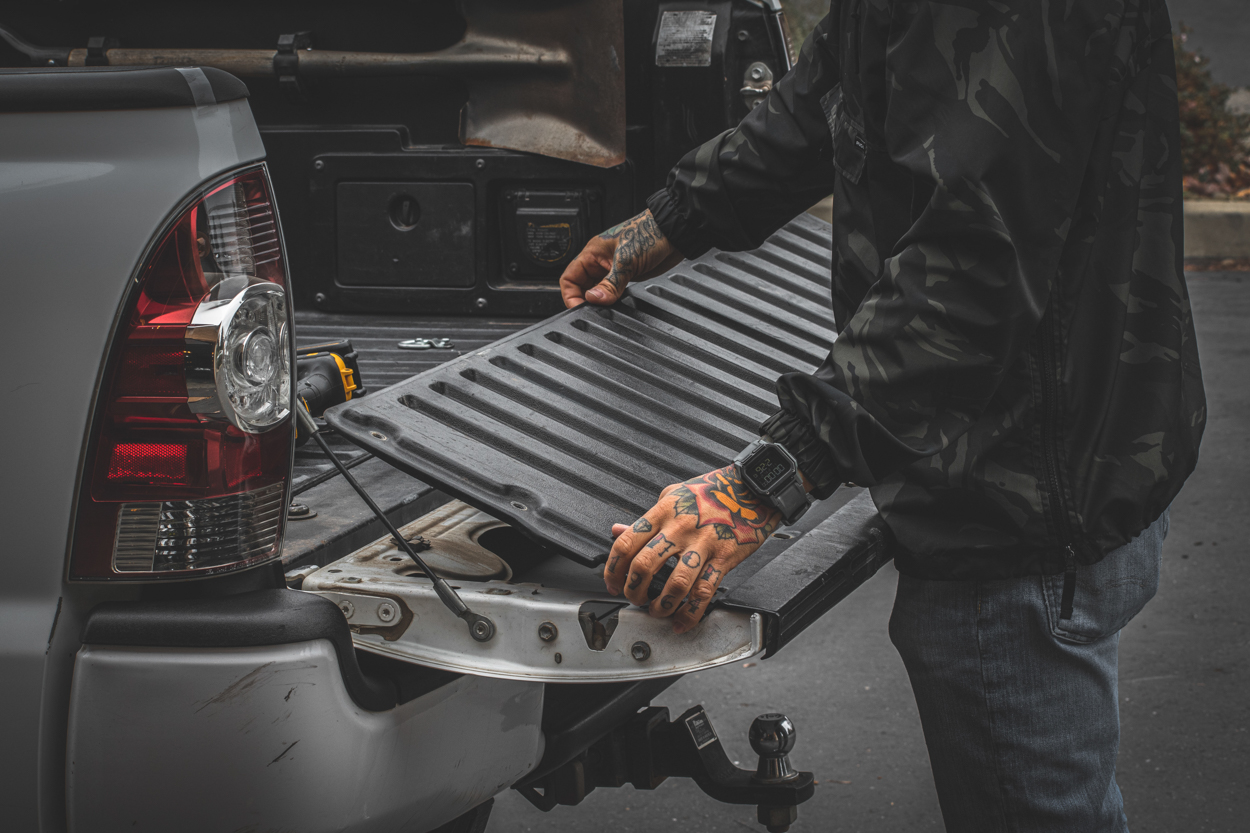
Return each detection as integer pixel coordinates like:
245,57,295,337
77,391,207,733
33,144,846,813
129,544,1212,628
646,188,715,261
760,409,842,500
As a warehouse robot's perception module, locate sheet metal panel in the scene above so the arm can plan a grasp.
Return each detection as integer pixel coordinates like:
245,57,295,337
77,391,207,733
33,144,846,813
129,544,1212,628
325,214,836,567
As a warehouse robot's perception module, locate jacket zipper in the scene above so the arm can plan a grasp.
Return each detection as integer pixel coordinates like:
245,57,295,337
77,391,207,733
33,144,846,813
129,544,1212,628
1037,307,1078,619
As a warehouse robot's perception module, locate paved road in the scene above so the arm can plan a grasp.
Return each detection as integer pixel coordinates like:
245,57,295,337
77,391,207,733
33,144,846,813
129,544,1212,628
488,275,1250,832
1169,0,1250,88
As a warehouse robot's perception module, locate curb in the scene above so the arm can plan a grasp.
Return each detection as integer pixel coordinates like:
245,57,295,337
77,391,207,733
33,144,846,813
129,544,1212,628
1184,201,1250,259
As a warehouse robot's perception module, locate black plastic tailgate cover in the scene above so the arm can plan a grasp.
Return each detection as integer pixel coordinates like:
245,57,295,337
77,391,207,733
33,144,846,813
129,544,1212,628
324,214,835,566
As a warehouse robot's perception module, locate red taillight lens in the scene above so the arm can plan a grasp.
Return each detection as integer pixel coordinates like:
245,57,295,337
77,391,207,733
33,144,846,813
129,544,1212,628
70,166,294,580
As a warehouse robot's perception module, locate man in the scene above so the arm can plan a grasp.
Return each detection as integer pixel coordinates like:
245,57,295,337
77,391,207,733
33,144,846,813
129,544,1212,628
559,1,1205,830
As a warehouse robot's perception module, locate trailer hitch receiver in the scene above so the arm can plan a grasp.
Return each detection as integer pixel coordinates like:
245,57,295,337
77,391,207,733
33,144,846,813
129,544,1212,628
517,705,815,832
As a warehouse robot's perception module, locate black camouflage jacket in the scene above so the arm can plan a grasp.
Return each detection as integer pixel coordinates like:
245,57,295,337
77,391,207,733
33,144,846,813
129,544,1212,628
647,0,1206,579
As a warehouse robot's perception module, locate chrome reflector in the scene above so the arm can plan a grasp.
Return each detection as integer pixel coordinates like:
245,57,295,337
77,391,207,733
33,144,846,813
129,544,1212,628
113,482,286,572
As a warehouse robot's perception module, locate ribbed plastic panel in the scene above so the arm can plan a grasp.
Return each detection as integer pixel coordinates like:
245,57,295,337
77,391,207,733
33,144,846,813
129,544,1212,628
325,214,834,566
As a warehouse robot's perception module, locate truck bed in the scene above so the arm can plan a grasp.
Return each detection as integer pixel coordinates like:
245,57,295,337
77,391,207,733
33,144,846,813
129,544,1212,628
285,313,533,565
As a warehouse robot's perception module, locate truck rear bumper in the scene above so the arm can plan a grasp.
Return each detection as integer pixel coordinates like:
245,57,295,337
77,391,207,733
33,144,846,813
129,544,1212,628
68,593,544,833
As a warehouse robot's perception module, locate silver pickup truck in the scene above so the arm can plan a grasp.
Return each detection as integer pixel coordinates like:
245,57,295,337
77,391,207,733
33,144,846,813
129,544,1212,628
0,25,887,833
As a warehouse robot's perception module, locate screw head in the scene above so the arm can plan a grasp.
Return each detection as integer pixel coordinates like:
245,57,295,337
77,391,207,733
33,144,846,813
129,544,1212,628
475,297,489,309
314,292,327,305
377,602,397,623
737,29,750,41
338,600,355,619
538,622,558,642
475,158,486,169
313,159,325,171
631,641,651,661
470,618,495,641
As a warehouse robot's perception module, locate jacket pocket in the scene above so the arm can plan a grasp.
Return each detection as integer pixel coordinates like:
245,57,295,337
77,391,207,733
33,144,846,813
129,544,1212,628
1042,511,1168,644
821,85,867,184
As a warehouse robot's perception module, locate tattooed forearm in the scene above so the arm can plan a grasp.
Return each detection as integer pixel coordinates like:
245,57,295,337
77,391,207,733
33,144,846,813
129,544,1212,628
596,211,669,291
672,466,781,546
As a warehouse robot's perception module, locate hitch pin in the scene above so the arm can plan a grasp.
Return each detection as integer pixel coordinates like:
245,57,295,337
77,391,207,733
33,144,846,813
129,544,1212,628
295,403,496,642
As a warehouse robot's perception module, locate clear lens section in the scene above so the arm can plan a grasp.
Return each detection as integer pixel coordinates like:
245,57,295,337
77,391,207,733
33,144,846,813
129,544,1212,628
219,287,291,432
112,482,286,572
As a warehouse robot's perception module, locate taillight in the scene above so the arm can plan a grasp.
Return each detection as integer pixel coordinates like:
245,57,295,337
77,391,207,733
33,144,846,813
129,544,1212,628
70,166,294,580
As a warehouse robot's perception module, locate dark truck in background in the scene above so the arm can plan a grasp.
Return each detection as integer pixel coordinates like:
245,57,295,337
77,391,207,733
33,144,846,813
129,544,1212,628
0,3,893,831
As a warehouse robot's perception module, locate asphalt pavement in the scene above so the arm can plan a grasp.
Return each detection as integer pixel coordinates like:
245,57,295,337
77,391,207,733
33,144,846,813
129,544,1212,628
1168,0,1250,88
488,273,1250,832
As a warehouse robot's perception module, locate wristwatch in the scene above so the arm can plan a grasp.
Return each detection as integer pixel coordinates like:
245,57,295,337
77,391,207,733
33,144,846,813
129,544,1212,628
733,438,810,526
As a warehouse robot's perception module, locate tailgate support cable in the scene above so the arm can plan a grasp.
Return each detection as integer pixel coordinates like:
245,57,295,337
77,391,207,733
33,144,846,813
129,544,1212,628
295,403,496,642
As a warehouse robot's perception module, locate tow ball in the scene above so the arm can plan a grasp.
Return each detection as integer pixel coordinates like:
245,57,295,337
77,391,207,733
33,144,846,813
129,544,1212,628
516,707,815,832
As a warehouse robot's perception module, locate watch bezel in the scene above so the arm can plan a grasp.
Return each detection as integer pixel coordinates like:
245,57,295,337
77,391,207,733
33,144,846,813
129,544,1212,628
738,441,798,497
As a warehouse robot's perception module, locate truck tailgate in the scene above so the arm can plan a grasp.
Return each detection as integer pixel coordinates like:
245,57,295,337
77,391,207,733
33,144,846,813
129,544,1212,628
323,212,840,567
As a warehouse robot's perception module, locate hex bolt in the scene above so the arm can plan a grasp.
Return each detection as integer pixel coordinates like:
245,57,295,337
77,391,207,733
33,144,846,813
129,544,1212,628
751,65,766,81
313,159,325,171
538,622,558,642
631,641,651,661
338,600,355,619
377,602,397,623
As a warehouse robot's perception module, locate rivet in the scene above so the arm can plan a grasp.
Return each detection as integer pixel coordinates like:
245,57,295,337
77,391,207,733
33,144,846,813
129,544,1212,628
314,159,325,170
475,297,489,309
475,158,486,169
314,292,327,305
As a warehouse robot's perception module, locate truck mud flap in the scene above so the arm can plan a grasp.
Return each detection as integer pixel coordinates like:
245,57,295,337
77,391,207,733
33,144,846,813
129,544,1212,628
324,212,840,568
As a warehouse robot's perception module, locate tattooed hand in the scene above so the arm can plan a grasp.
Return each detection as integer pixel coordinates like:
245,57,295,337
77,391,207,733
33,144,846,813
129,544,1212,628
559,209,684,308
604,466,785,634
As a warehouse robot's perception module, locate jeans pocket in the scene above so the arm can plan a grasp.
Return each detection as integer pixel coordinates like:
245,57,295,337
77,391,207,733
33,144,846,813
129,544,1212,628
1042,510,1167,644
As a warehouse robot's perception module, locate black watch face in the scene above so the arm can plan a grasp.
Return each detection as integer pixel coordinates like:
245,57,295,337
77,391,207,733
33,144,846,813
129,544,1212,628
745,447,795,493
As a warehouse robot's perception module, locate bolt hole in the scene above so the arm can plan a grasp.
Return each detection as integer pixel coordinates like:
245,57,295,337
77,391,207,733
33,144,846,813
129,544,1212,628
510,501,528,511
370,431,387,441
328,569,342,573
772,532,793,539
388,556,404,562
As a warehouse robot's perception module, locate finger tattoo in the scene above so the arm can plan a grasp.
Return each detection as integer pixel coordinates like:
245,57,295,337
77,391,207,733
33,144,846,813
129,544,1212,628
645,532,677,558
681,550,701,568
607,554,621,574
700,565,722,584
659,594,676,611
632,517,653,534
627,572,644,591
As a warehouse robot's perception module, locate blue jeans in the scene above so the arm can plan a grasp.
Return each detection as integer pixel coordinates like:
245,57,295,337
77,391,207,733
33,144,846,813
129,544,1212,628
889,512,1167,832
